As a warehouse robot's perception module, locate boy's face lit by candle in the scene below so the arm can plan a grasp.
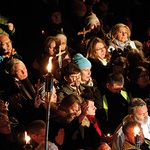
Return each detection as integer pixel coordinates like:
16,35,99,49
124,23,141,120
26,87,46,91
124,124,144,145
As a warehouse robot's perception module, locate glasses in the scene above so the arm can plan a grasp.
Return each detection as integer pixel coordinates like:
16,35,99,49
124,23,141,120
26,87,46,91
138,74,149,79
95,47,106,51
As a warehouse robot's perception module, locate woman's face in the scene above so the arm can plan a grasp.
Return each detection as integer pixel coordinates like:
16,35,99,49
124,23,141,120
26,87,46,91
80,67,91,83
86,100,97,116
116,27,128,42
66,102,80,119
136,70,149,88
48,41,56,56
94,42,106,59
59,38,67,51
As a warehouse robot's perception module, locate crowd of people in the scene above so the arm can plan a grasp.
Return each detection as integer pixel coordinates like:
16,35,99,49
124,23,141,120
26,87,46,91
0,0,150,150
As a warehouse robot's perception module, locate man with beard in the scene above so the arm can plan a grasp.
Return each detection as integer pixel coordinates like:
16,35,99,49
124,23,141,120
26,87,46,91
112,98,150,150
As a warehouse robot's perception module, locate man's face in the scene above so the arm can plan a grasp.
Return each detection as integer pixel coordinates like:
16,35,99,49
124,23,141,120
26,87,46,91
134,105,149,125
32,128,45,144
14,63,28,80
50,11,61,25
106,83,123,93
0,35,12,57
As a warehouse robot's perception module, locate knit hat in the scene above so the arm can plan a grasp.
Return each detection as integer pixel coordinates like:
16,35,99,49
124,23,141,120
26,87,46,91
85,12,100,28
72,53,91,70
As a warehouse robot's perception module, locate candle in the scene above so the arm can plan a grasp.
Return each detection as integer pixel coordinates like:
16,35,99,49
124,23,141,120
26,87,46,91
45,57,53,92
23,131,33,150
107,133,110,137
134,126,140,149
45,57,53,150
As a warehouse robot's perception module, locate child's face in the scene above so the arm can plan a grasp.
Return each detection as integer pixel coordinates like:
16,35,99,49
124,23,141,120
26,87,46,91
65,72,81,87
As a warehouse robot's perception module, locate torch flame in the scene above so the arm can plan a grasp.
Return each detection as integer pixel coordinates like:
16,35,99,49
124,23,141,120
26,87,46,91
47,57,53,72
25,131,31,144
134,126,140,136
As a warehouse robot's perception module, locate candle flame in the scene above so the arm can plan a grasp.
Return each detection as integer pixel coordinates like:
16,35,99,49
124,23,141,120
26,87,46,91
25,131,30,144
47,57,53,72
134,126,140,136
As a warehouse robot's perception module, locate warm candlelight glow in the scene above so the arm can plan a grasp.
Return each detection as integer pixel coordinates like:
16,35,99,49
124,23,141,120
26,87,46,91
47,57,53,72
134,126,140,136
25,131,31,144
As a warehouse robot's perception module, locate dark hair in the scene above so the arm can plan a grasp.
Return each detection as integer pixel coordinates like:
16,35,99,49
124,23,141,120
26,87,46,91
59,94,82,111
112,56,128,67
106,72,124,86
122,120,140,135
27,120,46,136
129,66,149,84
80,87,95,101
126,49,145,68
62,62,80,77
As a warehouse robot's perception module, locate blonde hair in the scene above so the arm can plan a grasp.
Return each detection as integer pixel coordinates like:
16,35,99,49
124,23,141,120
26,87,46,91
109,23,131,41
55,33,67,41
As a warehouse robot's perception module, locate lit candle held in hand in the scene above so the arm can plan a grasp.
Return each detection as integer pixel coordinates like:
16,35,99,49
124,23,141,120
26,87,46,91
45,57,53,150
23,131,33,150
134,126,141,149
